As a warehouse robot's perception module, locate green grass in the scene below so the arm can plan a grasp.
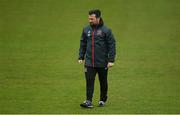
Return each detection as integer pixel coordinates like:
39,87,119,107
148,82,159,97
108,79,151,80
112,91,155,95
0,0,180,114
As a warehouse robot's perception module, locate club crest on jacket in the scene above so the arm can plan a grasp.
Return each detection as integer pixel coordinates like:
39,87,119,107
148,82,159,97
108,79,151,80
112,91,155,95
97,30,102,36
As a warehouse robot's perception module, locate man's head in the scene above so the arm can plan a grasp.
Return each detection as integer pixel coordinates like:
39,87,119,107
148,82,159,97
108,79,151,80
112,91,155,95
88,9,101,26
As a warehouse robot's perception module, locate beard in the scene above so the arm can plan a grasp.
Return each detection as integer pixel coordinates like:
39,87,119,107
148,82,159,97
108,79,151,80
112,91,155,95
89,22,94,25
89,22,98,26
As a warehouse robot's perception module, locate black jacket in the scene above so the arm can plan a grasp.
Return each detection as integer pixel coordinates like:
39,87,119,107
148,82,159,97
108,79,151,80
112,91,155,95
78,19,116,67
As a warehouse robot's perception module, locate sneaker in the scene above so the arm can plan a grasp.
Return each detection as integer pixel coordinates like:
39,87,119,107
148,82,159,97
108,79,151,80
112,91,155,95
98,101,105,107
80,100,93,108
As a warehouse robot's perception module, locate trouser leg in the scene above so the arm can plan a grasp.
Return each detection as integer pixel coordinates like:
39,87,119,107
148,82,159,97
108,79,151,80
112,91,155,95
97,67,108,102
85,66,97,102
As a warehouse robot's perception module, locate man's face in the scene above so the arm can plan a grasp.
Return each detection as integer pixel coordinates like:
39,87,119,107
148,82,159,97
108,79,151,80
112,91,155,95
88,14,99,25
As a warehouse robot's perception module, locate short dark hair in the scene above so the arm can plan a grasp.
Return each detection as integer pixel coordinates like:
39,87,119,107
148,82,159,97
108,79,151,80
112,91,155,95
89,9,101,18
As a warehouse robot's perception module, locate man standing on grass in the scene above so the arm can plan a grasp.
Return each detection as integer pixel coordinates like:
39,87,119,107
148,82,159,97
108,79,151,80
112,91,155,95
78,9,116,108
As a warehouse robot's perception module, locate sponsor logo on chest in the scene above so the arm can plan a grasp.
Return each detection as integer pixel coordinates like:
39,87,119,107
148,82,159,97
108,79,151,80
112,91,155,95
87,30,91,37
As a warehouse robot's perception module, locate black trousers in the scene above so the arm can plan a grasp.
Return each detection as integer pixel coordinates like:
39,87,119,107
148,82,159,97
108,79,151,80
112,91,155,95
84,66,108,102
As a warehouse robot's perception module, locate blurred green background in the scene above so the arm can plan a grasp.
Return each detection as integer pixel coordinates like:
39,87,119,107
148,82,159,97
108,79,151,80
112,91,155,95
0,0,180,114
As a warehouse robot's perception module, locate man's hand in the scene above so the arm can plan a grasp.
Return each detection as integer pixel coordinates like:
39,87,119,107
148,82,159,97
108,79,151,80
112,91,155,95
107,62,114,68
78,60,84,64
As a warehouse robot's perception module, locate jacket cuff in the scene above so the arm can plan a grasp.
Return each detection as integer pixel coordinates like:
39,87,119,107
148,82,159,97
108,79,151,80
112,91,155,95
78,57,84,60
108,58,115,62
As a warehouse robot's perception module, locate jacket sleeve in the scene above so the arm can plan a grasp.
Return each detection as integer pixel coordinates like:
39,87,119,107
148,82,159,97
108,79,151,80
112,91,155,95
106,29,116,62
78,28,87,60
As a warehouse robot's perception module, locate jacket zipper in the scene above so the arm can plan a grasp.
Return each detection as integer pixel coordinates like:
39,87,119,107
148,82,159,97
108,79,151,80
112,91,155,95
92,28,95,67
